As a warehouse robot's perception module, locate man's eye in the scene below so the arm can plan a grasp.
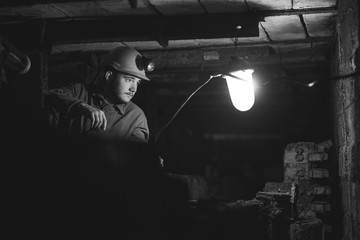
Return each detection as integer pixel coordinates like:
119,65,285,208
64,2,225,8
125,78,140,85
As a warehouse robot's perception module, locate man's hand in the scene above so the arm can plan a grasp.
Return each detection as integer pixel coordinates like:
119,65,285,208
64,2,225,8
76,102,107,130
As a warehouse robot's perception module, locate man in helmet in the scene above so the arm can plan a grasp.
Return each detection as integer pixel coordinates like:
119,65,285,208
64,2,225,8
45,46,152,143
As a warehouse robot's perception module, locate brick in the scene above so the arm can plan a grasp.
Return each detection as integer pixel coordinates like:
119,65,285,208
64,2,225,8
308,152,328,161
315,139,333,152
309,169,329,178
263,181,292,193
311,201,331,213
283,142,317,164
284,162,310,181
312,185,331,195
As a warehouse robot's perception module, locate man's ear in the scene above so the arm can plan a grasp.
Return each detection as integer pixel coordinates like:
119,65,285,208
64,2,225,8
105,71,113,80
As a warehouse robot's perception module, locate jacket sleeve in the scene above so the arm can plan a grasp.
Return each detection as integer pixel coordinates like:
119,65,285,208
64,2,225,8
45,83,86,114
129,113,150,143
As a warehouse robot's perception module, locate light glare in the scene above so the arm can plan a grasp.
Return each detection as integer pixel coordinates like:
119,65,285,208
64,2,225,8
224,69,255,111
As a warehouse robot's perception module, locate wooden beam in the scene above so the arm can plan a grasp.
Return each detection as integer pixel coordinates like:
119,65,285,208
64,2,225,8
0,13,261,47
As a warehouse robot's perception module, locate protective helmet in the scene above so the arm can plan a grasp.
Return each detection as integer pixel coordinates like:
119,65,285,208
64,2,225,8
101,46,153,81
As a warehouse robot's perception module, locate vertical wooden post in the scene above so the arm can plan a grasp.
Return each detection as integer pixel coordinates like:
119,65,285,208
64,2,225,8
332,0,360,240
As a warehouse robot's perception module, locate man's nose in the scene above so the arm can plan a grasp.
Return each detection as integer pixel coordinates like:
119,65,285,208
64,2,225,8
129,82,137,92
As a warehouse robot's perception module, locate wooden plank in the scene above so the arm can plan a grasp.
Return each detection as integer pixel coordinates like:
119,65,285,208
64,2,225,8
261,15,306,41
43,14,261,44
247,0,292,11
303,12,337,38
148,0,204,15
293,0,337,9
197,0,248,14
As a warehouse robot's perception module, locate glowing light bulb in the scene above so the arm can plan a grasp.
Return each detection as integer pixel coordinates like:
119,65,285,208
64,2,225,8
224,69,255,111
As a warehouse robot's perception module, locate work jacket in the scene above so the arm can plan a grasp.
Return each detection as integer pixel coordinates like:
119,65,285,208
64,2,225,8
45,83,149,143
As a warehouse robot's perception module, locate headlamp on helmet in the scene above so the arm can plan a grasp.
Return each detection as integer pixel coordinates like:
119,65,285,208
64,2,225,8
136,55,155,73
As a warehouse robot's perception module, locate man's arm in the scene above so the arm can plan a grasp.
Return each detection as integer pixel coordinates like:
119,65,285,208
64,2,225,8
130,125,149,143
45,83,107,130
45,83,84,114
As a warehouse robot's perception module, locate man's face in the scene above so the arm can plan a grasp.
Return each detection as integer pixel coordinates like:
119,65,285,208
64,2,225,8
104,72,142,104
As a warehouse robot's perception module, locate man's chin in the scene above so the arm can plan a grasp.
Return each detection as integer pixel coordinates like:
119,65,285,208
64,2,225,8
119,96,131,103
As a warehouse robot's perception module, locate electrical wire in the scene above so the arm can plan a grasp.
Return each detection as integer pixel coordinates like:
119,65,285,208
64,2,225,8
255,71,360,88
154,74,221,143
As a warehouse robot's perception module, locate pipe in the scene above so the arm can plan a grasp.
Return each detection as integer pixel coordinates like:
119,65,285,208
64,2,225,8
0,38,31,75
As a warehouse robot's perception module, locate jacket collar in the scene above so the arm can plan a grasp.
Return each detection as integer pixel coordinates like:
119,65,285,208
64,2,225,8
93,93,127,114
